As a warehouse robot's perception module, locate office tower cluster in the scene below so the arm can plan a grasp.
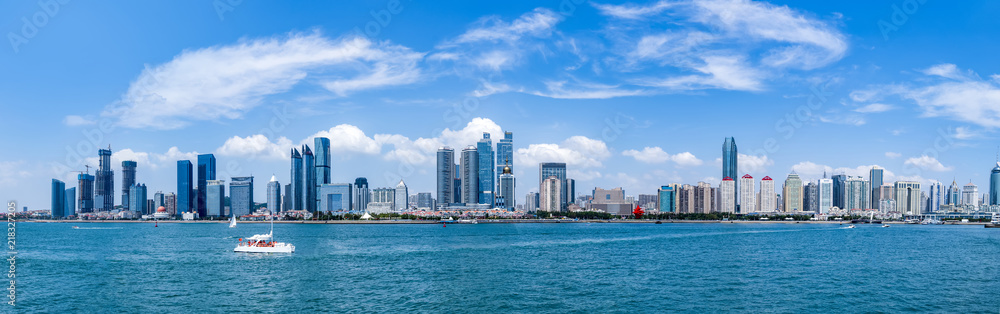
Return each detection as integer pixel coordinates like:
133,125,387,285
436,131,518,211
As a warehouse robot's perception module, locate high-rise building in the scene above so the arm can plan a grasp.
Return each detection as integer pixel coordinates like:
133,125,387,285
591,187,631,215
436,147,454,208
314,137,331,211
95,147,114,211
417,192,434,210
121,160,137,211
498,165,515,210
52,179,66,218
658,186,676,213
739,175,755,213
461,146,479,205
783,173,803,212
267,176,281,213
77,173,95,213
758,176,775,213
454,164,462,204
395,180,408,212
722,137,738,206
477,133,495,206
206,180,225,217
540,176,562,212
720,177,736,213
962,182,979,207
282,184,291,213
694,182,714,214
496,131,513,187
319,183,352,213
947,180,960,205
991,163,1000,205
165,193,177,216
818,177,833,213
803,182,817,213
176,160,193,215
302,145,316,213
128,183,148,216
525,192,539,212
565,178,576,206
153,191,164,209
230,176,253,217
354,177,369,212
927,182,942,213
832,174,847,210
869,166,884,205
539,163,568,210
290,148,303,211
368,187,395,214
895,181,922,214
197,154,217,217
844,176,871,210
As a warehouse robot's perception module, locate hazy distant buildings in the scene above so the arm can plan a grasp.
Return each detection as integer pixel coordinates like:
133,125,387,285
962,182,978,208
783,173,803,212
525,192,538,212
177,160,193,215
205,180,225,217
417,192,434,210
369,187,395,214
197,154,217,217
230,176,253,217
436,147,454,208
128,183,147,216
95,148,114,212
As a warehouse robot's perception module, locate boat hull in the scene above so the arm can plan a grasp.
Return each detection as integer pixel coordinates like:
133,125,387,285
985,224,1000,228
234,244,295,253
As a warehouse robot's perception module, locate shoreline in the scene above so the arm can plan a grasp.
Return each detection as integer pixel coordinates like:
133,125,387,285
19,219,990,225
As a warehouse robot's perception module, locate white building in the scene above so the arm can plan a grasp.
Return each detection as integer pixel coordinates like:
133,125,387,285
739,175,755,214
267,175,281,213
895,181,922,215
720,177,735,213
395,180,408,212
540,176,561,212
818,177,833,214
758,176,776,213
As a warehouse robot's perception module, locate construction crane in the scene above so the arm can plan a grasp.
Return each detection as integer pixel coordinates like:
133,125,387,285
71,165,92,176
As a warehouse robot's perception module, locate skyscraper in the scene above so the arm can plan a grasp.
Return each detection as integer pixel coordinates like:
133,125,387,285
94,147,114,211
991,163,1000,205
496,131,513,188
658,186,676,213
77,173,94,213
832,174,847,209
722,137,738,206
64,187,76,217
176,160,193,215
461,146,479,205
230,176,253,217
818,176,833,213
121,160,137,211
844,176,871,210
869,166,884,205
206,180,225,217
165,193,177,216
197,154,216,217
454,164,462,204
290,148,303,211
267,176,281,213
395,180,408,212
927,182,942,213
498,165,515,210
565,178,576,206
319,183,352,213
477,133,495,205
539,163,567,210
803,182,817,213
947,179,960,205
128,183,148,216
51,179,66,218
525,192,539,212
314,137,331,211
895,181,922,214
540,176,561,212
962,182,978,207
758,176,775,213
302,145,316,213
354,177,369,212
283,184,291,213
739,174,755,213
417,192,435,209
720,177,736,213
783,173,803,212
436,147,454,208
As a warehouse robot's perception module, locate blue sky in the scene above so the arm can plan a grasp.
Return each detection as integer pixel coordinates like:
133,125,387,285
3,0,1000,210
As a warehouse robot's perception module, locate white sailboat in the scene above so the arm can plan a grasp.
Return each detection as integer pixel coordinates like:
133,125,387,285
229,215,237,228
234,215,294,253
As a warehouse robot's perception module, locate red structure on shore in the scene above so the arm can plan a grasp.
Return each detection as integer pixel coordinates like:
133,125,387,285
632,205,645,219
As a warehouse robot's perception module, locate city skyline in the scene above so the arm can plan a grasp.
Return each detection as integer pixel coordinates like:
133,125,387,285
4,1,1000,210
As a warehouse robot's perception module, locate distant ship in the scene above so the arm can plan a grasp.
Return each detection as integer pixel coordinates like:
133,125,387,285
234,216,294,253
455,219,478,224
986,213,1000,228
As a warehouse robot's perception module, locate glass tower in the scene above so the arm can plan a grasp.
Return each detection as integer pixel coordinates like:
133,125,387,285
496,131,513,187
436,147,454,208
267,176,281,213
302,145,315,213
196,154,216,217
991,163,1000,205
354,177,369,212
477,133,495,206
229,176,253,217
870,166,884,206
176,160,193,215
121,160,137,211
94,147,114,211
290,148,303,211
51,179,66,218
461,146,479,205
77,173,95,213
314,137,331,211
722,137,738,206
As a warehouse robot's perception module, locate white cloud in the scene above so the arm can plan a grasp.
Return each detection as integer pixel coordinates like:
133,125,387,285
593,1,675,19
622,147,703,166
0,161,32,188
450,8,562,44
306,124,381,155
790,162,894,182
517,136,611,169
104,33,424,129
952,126,979,140
532,80,646,99
63,115,95,126
854,103,894,113
885,152,902,159
642,55,764,91
215,134,293,160
904,155,954,172
377,118,505,165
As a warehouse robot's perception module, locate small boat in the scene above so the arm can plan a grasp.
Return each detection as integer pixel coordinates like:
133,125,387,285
72,226,79,229
655,221,662,224
229,215,237,228
456,219,478,224
986,213,1000,228
882,224,890,228
847,225,856,229
234,215,294,253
